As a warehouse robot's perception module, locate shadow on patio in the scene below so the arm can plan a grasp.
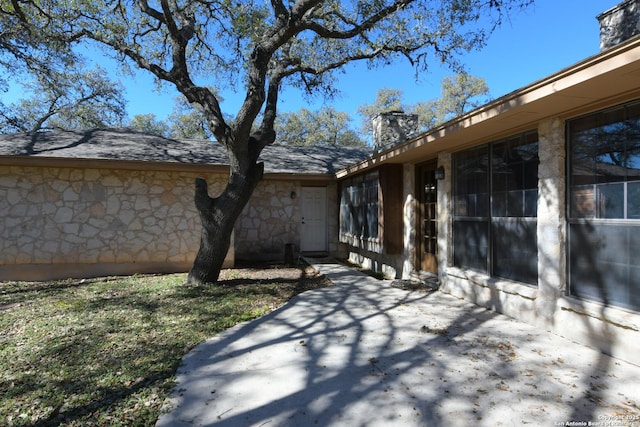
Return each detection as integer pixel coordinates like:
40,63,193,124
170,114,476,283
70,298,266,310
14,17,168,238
156,261,640,427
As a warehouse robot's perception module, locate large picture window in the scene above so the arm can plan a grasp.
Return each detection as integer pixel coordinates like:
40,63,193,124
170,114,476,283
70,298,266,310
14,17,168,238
568,100,640,311
453,131,539,285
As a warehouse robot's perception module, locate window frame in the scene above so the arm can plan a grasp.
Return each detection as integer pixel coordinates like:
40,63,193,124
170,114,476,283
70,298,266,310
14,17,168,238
339,170,380,242
567,99,640,311
452,130,539,285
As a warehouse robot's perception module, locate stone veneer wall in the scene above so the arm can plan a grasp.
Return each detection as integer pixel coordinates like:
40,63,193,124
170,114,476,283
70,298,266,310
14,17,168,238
0,163,231,280
598,0,640,50
236,181,338,261
235,179,301,261
0,161,335,279
371,112,419,152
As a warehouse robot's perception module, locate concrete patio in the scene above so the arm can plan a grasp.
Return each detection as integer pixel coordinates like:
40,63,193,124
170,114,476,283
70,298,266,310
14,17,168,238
156,259,640,427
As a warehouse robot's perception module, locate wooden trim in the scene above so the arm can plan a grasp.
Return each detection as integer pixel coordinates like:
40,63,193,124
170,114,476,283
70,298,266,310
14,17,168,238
379,164,403,255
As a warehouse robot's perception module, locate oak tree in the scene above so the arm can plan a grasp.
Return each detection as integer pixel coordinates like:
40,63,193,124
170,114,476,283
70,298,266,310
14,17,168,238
358,73,491,137
0,67,126,133
275,106,364,147
2,0,532,284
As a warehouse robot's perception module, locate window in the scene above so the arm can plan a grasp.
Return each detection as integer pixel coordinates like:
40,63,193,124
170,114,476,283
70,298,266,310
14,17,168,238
568,100,640,311
340,171,379,240
453,131,539,285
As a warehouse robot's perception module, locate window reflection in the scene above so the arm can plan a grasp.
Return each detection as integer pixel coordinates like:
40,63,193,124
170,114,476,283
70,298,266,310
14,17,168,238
453,131,539,284
568,99,640,311
339,171,379,240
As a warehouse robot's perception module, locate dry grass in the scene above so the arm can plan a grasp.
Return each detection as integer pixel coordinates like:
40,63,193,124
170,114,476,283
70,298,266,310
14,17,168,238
0,263,330,426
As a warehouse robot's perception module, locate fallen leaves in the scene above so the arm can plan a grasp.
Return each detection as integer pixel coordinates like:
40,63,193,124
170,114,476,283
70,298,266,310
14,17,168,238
0,266,330,426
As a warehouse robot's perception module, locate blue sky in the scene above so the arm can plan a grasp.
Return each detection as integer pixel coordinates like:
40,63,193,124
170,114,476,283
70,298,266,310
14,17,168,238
127,0,615,121
6,0,619,123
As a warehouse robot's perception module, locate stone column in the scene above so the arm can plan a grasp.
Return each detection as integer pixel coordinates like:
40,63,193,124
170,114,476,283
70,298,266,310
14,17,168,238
536,117,566,322
437,152,452,285
401,163,416,279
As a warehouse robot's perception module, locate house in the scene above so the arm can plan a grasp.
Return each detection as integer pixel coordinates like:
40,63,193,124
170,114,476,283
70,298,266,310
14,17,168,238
1,0,639,365
336,0,640,365
0,129,369,280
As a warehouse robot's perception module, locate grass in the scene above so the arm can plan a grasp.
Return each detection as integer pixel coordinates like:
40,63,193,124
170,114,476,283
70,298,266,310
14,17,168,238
0,265,330,426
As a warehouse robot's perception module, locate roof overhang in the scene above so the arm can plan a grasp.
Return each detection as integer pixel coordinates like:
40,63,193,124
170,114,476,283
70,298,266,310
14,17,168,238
0,155,230,173
337,36,640,178
0,155,336,182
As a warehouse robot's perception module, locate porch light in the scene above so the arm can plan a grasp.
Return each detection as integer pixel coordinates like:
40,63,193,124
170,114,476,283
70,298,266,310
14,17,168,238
435,166,445,180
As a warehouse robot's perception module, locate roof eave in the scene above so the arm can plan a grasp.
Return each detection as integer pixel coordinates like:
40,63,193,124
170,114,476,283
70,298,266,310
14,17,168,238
0,155,231,173
0,156,339,181
337,35,640,178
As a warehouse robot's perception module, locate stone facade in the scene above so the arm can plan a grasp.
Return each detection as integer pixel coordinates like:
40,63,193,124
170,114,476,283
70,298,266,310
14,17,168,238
598,0,640,50
236,179,301,261
436,152,452,284
236,181,300,258
401,163,416,279
237,180,339,261
0,163,231,280
535,117,566,321
0,159,338,279
372,111,419,152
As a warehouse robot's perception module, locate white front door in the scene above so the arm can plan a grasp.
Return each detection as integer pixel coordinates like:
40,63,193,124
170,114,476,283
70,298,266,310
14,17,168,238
300,187,327,252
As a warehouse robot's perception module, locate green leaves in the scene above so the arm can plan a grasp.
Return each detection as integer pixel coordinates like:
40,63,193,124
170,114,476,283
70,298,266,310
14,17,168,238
1,0,529,160
1,64,126,133
275,106,365,146
357,73,490,136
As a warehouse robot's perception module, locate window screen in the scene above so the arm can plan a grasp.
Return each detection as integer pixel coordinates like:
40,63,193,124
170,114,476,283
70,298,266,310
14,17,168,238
568,100,640,311
339,171,379,240
453,131,539,285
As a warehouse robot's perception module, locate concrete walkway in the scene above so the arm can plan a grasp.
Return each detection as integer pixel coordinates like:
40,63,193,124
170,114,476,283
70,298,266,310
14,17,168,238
156,259,640,427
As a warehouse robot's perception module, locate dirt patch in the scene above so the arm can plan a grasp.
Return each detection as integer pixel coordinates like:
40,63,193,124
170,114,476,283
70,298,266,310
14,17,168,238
218,260,332,293
391,279,438,292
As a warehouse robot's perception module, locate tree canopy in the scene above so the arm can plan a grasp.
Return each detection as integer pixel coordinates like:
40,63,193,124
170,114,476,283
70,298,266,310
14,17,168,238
126,94,217,139
1,0,533,284
2,0,529,144
358,73,490,137
275,106,364,146
0,67,126,133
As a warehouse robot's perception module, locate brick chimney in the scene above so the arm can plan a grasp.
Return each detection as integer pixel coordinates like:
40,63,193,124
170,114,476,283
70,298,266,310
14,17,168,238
598,0,640,50
371,111,419,152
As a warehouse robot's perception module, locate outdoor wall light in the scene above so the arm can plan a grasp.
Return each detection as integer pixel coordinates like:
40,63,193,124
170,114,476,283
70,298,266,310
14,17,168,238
290,191,297,199
435,166,445,180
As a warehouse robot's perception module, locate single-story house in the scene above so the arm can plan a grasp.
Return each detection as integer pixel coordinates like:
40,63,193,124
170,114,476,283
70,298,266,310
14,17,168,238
336,0,640,365
1,0,638,365
0,129,369,280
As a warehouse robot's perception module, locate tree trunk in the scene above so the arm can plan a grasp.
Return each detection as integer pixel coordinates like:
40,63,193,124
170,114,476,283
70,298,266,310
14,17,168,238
186,159,264,285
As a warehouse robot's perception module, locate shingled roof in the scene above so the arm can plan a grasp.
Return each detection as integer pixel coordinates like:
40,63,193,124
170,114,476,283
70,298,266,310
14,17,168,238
0,129,372,175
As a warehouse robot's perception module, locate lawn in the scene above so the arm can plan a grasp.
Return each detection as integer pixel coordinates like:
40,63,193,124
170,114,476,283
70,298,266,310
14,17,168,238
0,263,331,426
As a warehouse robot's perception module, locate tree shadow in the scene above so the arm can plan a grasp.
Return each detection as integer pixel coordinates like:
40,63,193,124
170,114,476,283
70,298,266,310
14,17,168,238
0,130,370,173
565,220,616,422
157,263,620,426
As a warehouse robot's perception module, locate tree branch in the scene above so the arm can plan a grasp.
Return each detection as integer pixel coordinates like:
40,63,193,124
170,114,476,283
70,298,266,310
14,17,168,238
301,0,414,40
